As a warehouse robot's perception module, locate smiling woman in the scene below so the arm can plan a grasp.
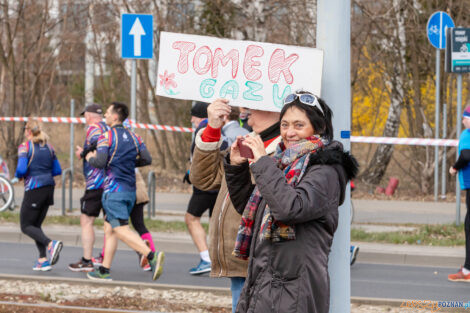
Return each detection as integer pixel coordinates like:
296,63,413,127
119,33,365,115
225,91,358,313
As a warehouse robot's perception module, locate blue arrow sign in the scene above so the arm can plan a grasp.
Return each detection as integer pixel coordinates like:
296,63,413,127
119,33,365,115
121,14,153,59
427,11,454,49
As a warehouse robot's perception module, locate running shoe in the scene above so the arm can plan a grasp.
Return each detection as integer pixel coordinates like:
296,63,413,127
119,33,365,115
33,260,51,271
48,240,63,265
68,259,94,272
189,259,211,275
142,263,151,272
350,245,360,266
149,251,165,280
92,255,104,267
448,267,470,282
87,269,112,281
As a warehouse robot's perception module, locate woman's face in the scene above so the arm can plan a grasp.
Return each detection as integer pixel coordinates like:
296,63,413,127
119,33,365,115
280,107,315,149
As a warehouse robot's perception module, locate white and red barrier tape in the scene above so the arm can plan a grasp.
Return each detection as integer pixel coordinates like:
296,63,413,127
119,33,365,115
0,116,459,146
0,116,194,133
350,136,458,147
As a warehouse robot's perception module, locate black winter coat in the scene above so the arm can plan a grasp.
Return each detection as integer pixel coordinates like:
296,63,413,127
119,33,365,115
224,141,358,313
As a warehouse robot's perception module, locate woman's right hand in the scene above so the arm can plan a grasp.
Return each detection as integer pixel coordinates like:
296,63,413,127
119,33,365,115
230,136,247,165
207,98,231,129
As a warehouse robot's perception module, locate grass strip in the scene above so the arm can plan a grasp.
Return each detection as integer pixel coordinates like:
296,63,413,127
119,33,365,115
351,223,466,246
1,211,465,246
0,211,208,233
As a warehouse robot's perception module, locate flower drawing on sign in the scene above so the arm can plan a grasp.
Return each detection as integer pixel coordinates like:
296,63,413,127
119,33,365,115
159,70,179,95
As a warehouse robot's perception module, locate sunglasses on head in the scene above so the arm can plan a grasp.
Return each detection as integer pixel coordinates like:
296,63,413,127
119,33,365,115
283,93,324,116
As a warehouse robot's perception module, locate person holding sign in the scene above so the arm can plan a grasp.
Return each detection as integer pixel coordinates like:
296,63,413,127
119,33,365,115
189,99,281,313
225,92,357,313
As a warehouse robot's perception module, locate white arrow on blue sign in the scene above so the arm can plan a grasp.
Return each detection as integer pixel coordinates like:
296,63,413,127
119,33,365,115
427,11,454,49
121,14,153,59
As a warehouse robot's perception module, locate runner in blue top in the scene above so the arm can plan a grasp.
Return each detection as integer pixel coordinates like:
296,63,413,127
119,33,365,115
69,103,109,273
14,119,63,272
448,106,470,282
85,102,164,281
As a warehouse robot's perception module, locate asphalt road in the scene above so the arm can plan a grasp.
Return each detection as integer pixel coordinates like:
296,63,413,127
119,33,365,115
0,242,228,288
1,242,469,301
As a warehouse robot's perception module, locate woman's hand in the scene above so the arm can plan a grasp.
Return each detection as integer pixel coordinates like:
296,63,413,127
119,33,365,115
207,99,231,129
230,136,247,165
242,135,267,163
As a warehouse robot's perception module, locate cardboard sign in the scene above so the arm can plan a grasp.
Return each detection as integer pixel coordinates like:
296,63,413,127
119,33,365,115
156,32,323,112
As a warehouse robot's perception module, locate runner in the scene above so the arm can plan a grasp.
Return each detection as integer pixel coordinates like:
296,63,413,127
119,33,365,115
68,103,108,272
85,102,164,281
14,120,63,271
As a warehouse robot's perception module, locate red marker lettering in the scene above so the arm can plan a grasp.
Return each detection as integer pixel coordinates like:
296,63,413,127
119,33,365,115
244,45,264,81
212,48,239,79
172,41,196,74
268,49,299,84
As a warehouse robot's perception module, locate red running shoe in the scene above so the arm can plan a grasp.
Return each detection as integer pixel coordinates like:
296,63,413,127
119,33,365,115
448,268,470,282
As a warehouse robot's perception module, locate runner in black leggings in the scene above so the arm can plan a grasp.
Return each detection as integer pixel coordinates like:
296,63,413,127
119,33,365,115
14,120,63,271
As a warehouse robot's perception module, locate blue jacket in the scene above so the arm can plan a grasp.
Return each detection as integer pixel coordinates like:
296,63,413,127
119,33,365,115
458,129,470,190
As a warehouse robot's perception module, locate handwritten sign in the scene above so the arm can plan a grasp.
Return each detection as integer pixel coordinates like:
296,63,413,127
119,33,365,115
156,32,323,112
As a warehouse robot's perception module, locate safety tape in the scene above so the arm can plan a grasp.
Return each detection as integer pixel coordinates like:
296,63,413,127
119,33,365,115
0,116,459,146
350,136,458,147
0,116,194,133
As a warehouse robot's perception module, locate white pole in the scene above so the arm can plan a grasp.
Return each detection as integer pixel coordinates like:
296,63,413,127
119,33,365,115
434,49,440,201
84,14,94,105
316,1,351,312
456,74,463,226
441,102,447,198
131,59,137,129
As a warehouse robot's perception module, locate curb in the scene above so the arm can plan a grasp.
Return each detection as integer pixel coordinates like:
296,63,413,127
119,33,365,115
0,273,231,296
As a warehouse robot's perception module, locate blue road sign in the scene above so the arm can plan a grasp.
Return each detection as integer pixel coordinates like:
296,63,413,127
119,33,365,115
121,14,153,59
427,11,454,49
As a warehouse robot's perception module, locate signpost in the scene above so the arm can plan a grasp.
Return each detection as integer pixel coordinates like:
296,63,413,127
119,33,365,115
426,11,454,202
121,14,153,127
446,28,470,73
445,27,470,226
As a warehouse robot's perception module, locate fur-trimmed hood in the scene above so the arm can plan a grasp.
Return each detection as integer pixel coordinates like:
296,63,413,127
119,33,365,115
308,140,359,205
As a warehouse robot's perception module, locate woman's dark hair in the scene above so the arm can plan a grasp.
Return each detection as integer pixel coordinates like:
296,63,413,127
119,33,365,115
279,91,334,141
111,102,129,122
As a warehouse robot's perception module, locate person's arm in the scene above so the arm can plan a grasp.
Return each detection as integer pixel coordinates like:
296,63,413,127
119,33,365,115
51,158,62,176
189,130,225,190
80,125,102,159
453,149,470,170
189,99,229,190
136,148,152,167
87,132,109,169
250,156,340,224
14,143,28,178
87,151,107,168
224,157,254,214
15,157,28,178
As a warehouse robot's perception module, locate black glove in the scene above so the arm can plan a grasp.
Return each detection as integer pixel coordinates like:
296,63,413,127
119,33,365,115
183,171,191,184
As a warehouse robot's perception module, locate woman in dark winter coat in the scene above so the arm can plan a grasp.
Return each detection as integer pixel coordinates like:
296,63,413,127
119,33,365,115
225,92,358,313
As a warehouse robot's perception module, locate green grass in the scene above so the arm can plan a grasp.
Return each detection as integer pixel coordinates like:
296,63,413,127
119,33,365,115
351,223,466,246
0,211,208,233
